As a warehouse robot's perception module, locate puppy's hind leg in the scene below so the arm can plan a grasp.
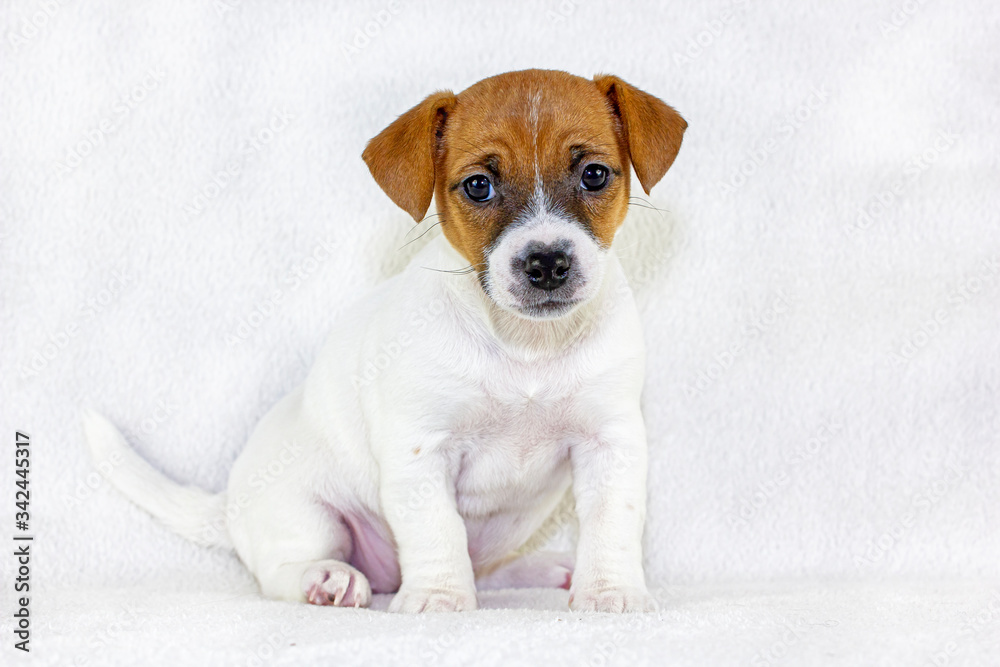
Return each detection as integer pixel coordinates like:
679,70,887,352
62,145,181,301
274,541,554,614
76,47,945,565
476,551,574,591
233,492,372,608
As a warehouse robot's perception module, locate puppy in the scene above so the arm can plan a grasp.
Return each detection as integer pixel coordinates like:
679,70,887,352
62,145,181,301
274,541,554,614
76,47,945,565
84,69,686,613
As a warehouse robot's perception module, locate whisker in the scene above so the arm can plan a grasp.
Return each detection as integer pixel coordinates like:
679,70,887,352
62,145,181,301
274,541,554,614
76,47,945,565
627,202,661,212
628,197,670,214
398,219,442,250
403,213,439,237
627,202,667,221
421,265,476,275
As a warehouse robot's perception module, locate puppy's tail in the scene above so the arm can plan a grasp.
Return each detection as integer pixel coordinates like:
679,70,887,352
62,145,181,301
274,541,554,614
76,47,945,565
81,409,234,551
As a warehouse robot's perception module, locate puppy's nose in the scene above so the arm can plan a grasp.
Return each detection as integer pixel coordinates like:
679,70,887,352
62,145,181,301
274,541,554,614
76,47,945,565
524,251,571,290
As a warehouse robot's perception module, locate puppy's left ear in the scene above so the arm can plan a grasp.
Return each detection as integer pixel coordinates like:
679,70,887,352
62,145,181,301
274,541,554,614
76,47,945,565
362,90,458,222
593,75,687,194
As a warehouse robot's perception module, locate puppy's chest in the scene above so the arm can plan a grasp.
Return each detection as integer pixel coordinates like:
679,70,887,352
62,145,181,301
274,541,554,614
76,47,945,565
449,374,587,508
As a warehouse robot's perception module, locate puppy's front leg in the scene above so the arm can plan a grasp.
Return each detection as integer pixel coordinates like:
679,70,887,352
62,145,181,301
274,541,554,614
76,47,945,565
380,445,477,613
570,409,657,613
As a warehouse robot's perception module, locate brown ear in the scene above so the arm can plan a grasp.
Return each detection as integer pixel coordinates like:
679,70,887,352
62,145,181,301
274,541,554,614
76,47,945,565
362,90,457,221
593,75,687,194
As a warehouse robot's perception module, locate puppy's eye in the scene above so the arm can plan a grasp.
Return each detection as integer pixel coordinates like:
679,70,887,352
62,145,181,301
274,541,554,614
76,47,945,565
463,175,495,202
581,164,609,191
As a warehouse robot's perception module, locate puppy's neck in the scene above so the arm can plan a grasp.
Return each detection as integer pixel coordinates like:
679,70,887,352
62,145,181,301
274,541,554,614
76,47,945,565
481,295,605,359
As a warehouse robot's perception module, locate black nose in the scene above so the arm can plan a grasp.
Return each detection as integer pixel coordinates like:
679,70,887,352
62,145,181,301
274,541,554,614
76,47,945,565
524,251,571,290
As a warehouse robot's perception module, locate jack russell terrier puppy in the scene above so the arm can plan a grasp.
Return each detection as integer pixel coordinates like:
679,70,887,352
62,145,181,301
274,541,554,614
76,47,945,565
83,69,686,613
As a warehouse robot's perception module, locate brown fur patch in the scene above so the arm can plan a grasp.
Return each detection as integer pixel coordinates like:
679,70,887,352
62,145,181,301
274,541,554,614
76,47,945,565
363,69,686,270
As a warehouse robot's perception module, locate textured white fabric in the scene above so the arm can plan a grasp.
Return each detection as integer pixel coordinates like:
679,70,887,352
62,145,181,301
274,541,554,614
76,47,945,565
23,577,1000,667
2,0,998,664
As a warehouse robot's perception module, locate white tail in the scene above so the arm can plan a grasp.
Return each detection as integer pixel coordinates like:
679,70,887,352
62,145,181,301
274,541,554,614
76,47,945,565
81,409,233,550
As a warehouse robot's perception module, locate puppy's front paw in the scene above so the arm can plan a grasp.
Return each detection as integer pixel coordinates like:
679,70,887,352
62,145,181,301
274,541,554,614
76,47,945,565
301,560,372,608
569,584,657,613
389,585,478,613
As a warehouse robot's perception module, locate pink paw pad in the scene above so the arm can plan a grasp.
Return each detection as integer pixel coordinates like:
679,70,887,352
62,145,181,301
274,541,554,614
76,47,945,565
302,562,372,608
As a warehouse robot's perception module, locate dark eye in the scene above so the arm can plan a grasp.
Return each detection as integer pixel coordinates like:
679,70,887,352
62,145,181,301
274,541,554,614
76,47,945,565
581,164,609,191
463,175,495,202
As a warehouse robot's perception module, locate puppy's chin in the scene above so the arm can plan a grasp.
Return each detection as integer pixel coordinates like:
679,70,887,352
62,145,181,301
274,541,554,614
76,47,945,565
511,298,584,321
485,282,598,321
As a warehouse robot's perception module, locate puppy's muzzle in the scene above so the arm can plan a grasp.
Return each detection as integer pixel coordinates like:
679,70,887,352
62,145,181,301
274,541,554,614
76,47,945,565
488,217,603,320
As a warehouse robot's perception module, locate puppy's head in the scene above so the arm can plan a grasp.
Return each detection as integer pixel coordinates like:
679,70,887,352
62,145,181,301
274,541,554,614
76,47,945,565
363,69,686,320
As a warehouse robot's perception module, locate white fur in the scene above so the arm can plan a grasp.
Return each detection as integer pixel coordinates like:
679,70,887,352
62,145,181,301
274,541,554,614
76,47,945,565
84,230,654,613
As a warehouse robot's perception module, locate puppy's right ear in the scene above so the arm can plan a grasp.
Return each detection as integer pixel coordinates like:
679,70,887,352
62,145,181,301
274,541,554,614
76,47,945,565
362,91,457,222
593,75,687,195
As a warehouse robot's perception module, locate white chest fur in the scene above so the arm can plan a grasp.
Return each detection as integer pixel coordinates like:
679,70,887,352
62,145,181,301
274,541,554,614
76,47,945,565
450,363,582,519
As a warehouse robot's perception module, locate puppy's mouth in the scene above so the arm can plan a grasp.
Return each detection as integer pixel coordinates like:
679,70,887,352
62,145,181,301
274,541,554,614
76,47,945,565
514,297,582,320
